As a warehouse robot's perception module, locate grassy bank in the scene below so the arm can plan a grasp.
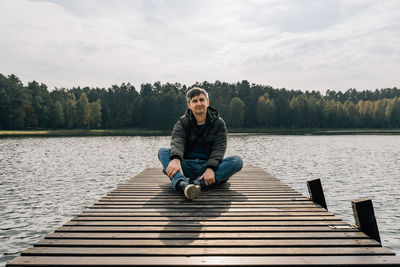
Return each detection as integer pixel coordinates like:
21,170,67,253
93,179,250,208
1,128,400,137
0,129,170,137
228,128,400,135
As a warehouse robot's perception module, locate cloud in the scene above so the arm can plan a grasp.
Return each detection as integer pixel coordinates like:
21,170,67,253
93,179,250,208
0,0,399,92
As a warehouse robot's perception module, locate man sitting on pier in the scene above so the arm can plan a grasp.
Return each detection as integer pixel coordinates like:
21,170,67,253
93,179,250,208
158,87,243,200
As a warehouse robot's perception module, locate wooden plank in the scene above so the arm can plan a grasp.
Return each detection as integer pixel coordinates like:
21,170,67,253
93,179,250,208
7,256,400,266
307,178,328,210
81,209,333,213
110,190,299,193
96,200,313,204
115,186,294,189
112,186,295,189
100,194,309,198
86,207,326,211
107,189,300,192
100,197,310,201
78,212,336,217
117,187,295,190
352,198,381,243
55,226,357,232
21,246,395,256
36,238,380,247
91,204,320,208
64,221,349,226
73,216,344,221
45,231,372,239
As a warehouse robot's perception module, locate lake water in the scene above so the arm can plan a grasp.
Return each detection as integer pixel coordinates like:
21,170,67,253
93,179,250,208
1,135,399,265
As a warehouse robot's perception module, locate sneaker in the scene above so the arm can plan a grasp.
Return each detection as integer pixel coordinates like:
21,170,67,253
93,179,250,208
184,184,201,200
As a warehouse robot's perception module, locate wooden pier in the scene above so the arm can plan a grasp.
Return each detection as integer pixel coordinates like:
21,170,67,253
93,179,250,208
7,166,400,266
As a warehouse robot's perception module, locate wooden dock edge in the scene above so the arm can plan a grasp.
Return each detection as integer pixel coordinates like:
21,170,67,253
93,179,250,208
7,256,400,266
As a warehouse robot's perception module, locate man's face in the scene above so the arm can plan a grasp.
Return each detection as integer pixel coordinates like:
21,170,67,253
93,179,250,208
187,94,209,116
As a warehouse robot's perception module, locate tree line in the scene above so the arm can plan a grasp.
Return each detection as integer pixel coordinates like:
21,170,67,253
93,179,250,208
1,73,400,130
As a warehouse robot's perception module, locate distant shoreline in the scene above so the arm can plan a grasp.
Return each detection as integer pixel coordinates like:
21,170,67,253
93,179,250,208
1,128,400,137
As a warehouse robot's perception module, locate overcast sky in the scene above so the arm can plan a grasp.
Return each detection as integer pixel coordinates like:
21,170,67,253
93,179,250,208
1,0,399,92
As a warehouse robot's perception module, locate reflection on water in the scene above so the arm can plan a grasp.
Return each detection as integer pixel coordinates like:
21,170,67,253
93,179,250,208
0,135,399,265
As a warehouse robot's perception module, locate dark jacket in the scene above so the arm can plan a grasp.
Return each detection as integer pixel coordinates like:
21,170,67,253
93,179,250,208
169,106,227,170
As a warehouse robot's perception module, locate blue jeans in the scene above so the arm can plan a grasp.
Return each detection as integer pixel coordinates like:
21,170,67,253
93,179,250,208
158,148,243,190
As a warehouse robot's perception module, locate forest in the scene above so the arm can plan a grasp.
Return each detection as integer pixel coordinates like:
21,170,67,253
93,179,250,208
1,73,400,130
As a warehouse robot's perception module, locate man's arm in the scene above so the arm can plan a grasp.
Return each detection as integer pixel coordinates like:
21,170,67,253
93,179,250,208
198,168,215,186
170,118,186,161
167,118,187,177
206,118,227,170
199,118,227,186
166,158,184,178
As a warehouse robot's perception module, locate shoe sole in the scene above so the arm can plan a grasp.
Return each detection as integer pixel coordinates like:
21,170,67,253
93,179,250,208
184,184,201,200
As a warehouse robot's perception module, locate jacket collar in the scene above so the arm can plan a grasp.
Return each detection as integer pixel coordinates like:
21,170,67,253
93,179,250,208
185,106,219,125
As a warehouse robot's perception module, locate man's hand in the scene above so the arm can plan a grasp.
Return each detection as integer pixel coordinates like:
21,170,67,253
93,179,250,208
166,159,184,178
198,168,215,186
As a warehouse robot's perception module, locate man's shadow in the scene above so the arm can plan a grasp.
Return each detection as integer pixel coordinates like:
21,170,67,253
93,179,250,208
144,182,248,245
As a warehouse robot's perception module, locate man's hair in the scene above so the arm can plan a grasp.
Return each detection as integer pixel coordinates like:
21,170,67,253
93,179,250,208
186,87,209,104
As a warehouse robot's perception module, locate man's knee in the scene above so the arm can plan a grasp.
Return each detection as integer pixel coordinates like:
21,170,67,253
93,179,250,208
222,156,243,172
158,148,171,160
230,156,243,171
